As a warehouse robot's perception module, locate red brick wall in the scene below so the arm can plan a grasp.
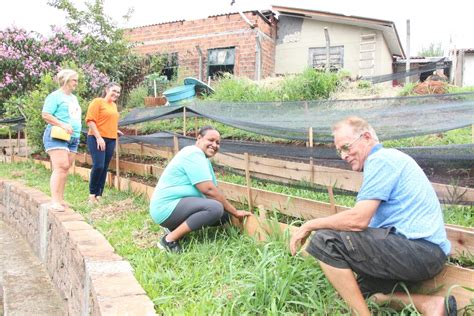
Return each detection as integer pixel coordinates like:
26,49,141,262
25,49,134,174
125,12,277,80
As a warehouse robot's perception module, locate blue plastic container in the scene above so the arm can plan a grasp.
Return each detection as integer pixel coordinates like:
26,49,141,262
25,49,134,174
163,84,196,104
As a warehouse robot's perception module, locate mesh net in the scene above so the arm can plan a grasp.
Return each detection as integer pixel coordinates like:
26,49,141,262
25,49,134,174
363,58,449,84
0,117,25,125
120,92,474,142
119,133,473,172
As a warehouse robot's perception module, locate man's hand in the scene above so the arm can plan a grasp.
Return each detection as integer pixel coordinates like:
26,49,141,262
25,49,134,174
290,223,312,256
234,210,252,219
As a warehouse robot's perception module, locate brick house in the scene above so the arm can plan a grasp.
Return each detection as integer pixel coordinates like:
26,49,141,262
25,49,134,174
125,6,405,81
125,11,277,81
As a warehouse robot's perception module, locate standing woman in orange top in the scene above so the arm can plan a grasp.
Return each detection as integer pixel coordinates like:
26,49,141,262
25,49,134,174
85,83,122,203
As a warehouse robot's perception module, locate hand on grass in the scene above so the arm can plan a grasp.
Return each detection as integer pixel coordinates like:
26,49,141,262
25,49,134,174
234,210,252,219
290,224,312,256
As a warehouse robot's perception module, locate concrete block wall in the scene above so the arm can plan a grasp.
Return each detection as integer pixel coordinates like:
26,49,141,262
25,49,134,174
125,11,277,80
0,180,156,315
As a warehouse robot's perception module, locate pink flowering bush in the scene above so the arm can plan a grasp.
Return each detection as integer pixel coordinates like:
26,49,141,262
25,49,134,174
0,26,110,105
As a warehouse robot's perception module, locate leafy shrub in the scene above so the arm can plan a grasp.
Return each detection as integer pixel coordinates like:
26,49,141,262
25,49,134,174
280,68,340,100
126,85,148,108
145,73,170,96
0,26,109,106
207,69,341,102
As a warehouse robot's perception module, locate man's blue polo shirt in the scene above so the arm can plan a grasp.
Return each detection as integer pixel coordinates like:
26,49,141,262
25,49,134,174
357,144,451,255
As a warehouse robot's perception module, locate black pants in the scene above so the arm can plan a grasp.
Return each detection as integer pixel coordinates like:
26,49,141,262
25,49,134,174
87,135,116,196
306,227,447,297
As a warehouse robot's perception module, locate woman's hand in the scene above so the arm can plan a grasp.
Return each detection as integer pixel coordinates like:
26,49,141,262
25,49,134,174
234,210,252,219
289,223,312,256
96,136,106,151
60,123,73,135
117,130,124,137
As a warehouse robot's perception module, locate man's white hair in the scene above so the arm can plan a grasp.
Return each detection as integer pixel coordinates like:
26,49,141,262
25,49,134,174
331,116,379,141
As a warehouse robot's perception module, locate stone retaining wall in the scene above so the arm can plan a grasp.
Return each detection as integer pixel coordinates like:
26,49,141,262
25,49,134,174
0,180,156,315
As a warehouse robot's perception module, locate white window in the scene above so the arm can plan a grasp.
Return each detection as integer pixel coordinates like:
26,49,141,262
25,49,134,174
308,46,344,71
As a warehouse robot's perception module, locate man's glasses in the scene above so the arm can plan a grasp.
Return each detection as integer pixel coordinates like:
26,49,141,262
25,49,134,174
336,134,364,157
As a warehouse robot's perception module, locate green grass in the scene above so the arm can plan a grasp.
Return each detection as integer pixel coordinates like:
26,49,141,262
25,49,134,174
137,116,293,143
383,127,471,148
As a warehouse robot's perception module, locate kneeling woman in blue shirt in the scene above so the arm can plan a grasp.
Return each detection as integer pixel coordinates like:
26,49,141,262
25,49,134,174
150,126,252,252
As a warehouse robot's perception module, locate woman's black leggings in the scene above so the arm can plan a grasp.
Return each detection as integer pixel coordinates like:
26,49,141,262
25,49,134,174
160,197,230,231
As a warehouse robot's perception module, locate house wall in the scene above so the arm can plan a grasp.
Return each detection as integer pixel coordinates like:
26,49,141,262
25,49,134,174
125,12,277,80
462,53,474,86
275,16,393,77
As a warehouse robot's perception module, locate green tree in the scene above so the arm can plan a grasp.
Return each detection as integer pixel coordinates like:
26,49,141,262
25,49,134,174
47,0,164,105
419,42,444,57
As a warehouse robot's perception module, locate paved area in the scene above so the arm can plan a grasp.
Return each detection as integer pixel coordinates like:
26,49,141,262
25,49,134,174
0,220,66,315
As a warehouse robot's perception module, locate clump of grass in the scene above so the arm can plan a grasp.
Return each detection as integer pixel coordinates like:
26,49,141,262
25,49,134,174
206,69,341,102
383,127,471,148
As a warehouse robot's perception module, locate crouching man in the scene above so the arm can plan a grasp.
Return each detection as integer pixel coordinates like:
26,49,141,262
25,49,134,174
290,116,455,316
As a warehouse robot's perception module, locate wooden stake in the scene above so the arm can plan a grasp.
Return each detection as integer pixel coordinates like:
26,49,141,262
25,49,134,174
194,117,198,137
173,135,179,155
327,185,337,213
17,129,20,153
308,127,314,184
8,128,12,157
24,129,28,158
244,152,253,212
115,137,120,189
183,107,187,136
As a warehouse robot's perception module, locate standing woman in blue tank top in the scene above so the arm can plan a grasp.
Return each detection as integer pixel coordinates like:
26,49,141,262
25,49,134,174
41,69,82,211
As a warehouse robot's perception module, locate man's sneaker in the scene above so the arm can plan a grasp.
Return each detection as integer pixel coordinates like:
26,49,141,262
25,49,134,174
158,234,182,253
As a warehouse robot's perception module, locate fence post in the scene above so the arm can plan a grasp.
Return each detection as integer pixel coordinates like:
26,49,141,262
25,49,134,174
173,135,179,156
308,127,314,184
327,185,336,214
244,152,253,212
115,137,120,189
183,107,187,136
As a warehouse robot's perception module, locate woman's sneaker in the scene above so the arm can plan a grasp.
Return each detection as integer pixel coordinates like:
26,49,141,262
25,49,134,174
158,234,182,253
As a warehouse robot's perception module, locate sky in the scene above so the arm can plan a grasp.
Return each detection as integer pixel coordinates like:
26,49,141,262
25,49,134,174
1,0,472,56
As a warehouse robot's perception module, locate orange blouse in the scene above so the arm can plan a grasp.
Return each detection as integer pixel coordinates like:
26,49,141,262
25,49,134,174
85,98,119,139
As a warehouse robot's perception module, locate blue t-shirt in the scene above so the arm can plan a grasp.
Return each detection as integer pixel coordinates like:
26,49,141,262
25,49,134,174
357,144,451,255
42,90,82,138
150,145,217,224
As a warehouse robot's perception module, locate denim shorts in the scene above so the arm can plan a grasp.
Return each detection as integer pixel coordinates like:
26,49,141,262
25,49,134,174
43,125,80,153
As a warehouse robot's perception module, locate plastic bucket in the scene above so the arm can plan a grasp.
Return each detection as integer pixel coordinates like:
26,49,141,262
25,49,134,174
163,84,196,104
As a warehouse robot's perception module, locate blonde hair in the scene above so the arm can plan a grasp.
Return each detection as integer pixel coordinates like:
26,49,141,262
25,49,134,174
332,116,379,141
56,69,78,87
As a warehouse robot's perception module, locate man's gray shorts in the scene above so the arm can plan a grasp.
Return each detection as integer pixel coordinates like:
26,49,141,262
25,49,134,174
306,227,447,297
